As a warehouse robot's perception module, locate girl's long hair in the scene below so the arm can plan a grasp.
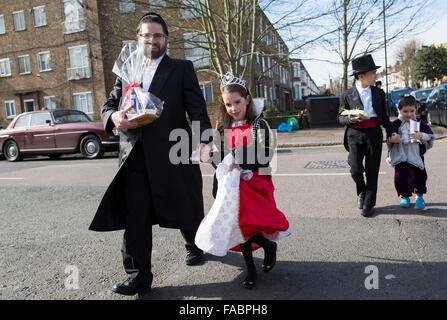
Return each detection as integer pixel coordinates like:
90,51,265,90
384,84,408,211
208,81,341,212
219,84,257,129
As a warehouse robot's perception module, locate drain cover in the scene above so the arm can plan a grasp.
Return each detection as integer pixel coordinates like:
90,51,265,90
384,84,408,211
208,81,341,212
304,160,350,169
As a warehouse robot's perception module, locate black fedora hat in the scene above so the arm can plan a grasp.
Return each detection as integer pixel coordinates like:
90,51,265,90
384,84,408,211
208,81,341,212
351,54,380,76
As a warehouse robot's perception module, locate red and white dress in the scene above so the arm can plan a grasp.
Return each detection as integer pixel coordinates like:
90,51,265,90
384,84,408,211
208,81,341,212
195,119,290,256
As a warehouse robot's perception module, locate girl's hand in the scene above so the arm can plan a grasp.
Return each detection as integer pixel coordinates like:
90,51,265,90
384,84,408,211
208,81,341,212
230,163,240,171
389,133,400,143
198,143,211,162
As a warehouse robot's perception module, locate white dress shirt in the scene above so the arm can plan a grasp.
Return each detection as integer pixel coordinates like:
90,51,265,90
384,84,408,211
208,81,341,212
142,53,165,92
355,83,377,118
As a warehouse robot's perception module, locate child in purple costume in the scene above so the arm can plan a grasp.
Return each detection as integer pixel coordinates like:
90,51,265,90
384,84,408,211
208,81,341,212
387,95,435,210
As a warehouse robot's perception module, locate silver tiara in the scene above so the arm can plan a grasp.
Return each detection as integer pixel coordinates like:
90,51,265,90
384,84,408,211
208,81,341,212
220,72,247,91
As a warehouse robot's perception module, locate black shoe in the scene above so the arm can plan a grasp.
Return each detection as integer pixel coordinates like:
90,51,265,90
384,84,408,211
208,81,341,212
242,266,257,289
112,277,151,296
186,249,203,266
357,192,365,209
361,206,374,217
262,241,277,272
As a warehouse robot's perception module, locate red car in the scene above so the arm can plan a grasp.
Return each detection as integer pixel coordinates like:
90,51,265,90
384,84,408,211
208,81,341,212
0,109,119,161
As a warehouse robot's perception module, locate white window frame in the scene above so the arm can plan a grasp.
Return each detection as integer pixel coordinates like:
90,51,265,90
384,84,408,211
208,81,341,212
44,96,56,109
18,54,31,75
4,100,16,119
63,0,85,34
0,15,5,34
119,0,135,13
33,6,47,27
199,81,213,103
0,58,11,77
67,45,90,80
73,91,93,115
37,51,51,72
13,11,26,31
183,32,209,67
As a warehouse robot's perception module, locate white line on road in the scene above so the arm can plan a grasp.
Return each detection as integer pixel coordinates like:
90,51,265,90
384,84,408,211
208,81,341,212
202,172,386,177
0,177,25,180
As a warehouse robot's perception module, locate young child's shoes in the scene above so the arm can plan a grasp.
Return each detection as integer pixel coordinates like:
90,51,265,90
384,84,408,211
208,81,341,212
399,197,410,208
414,198,425,210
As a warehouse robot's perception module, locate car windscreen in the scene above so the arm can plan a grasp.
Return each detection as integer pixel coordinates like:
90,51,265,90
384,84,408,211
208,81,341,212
391,90,412,100
52,110,92,124
415,90,432,100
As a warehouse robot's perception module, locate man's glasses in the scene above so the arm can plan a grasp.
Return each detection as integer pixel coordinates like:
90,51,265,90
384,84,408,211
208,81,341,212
138,33,166,40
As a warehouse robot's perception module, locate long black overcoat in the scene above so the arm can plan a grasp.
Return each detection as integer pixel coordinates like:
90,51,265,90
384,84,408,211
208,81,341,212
89,55,211,232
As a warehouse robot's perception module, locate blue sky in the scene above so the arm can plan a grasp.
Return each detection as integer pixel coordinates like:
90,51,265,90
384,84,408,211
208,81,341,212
269,0,447,87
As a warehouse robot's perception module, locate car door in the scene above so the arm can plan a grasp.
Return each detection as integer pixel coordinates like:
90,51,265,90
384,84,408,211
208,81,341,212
426,88,439,124
438,88,447,126
26,112,56,151
11,114,31,149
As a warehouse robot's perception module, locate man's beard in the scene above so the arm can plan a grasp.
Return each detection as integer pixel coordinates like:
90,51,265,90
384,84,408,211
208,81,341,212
149,43,167,59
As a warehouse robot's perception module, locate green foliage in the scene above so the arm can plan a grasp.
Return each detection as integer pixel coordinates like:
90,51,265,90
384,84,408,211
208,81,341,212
412,45,447,83
263,105,280,117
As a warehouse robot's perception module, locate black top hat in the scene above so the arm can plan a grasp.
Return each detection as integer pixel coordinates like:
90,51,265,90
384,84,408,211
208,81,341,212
351,54,380,76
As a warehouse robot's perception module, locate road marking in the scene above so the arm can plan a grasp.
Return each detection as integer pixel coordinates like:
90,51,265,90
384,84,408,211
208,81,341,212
202,172,386,177
0,177,25,180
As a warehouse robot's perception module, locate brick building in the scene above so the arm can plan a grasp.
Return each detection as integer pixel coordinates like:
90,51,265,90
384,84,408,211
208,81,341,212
290,58,320,101
0,0,295,128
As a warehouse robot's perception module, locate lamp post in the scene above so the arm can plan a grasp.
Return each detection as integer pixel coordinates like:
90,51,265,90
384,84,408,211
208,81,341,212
383,0,390,110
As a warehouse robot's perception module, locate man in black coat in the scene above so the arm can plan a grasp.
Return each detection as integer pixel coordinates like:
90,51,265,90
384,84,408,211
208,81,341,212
89,13,212,295
338,54,399,217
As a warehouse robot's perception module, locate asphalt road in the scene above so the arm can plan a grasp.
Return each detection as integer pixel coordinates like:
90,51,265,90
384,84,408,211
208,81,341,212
0,141,446,300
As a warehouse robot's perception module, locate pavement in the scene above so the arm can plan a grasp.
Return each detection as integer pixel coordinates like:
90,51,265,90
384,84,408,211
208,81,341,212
276,119,447,148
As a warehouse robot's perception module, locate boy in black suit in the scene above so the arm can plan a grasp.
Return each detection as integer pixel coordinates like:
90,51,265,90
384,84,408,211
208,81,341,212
338,54,399,217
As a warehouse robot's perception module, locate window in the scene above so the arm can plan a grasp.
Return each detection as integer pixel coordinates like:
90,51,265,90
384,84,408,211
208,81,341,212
183,33,209,67
293,63,300,78
30,112,51,127
0,58,11,77
33,6,47,27
13,11,26,31
44,96,56,109
294,83,301,100
63,0,85,34
67,45,90,80
23,99,35,112
0,15,5,34
149,0,166,8
199,82,213,103
73,92,93,115
4,100,16,119
119,0,135,13
181,0,205,19
18,55,31,75
439,89,446,102
14,114,31,128
37,51,51,72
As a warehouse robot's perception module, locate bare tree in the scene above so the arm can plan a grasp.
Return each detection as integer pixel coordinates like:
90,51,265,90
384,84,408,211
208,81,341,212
322,0,431,91
395,39,421,88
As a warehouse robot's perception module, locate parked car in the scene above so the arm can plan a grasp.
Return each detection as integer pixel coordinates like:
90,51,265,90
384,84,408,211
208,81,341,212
425,84,447,126
411,88,433,122
410,88,433,105
0,109,119,161
390,87,413,113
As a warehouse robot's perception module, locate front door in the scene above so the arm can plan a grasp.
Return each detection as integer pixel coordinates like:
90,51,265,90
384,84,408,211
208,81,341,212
23,99,35,112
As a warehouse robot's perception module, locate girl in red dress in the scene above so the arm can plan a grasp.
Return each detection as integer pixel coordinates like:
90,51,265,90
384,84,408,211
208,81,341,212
198,73,290,289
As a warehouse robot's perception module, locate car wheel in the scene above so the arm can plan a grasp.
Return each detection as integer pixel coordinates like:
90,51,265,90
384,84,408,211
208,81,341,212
3,140,23,162
80,134,104,159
